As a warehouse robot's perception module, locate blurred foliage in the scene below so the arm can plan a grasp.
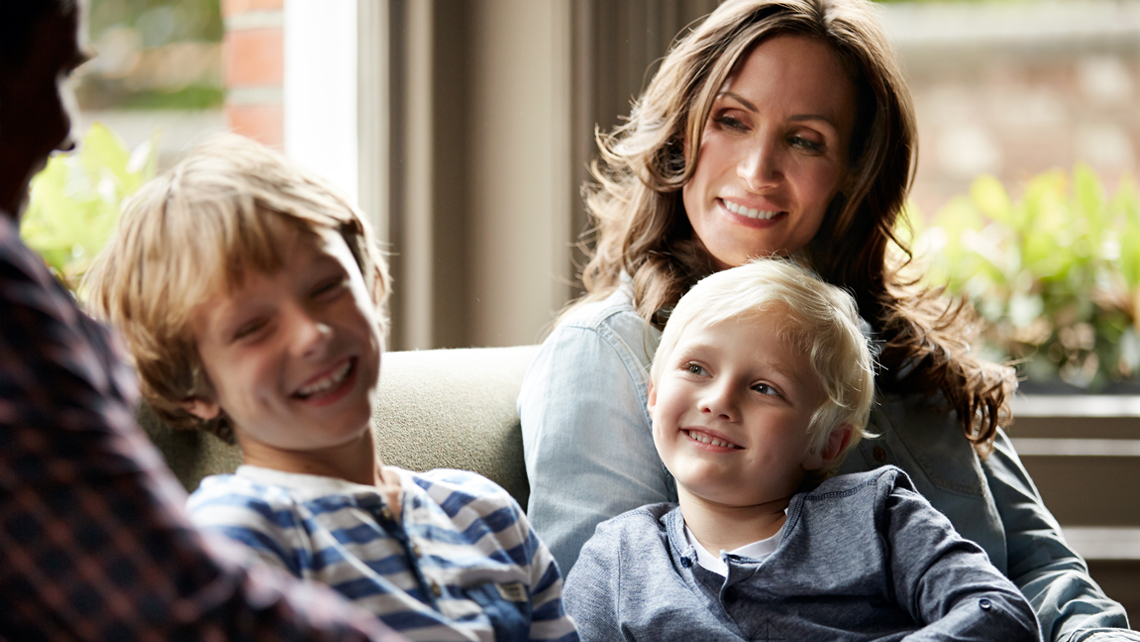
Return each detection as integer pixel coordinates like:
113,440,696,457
908,166,1140,391
80,0,223,111
114,85,225,110
89,0,222,45
20,123,158,296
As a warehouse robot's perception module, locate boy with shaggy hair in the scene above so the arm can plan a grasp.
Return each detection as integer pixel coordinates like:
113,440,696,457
563,259,1039,642
85,135,578,642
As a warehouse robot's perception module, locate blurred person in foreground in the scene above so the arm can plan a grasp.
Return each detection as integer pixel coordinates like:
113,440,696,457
0,1,407,639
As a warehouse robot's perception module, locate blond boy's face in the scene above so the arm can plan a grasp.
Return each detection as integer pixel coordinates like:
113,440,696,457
649,311,827,510
186,226,382,468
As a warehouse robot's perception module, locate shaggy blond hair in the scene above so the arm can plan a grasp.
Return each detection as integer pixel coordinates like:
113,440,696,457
84,134,389,442
651,259,875,468
577,0,1013,448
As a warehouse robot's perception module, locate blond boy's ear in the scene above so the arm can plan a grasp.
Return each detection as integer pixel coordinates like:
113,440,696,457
803,424,853,471
181,397,221,421
646,381,657,413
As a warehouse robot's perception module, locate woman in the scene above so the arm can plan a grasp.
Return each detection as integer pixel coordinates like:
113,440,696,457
518,1,1135,640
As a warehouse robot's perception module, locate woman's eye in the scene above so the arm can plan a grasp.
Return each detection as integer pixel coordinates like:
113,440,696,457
712,114,748,132
789,135,823,153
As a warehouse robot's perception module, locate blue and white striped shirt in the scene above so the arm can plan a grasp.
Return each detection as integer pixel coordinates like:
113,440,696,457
188,465,578,642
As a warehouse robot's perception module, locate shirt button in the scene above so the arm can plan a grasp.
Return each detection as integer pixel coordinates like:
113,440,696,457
380,507,394,521
412,543,423,557
979,598,992,610
873,446,887,463
431,581,442,597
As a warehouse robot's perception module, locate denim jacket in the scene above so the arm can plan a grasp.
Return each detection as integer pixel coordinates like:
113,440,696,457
519,283,1136,642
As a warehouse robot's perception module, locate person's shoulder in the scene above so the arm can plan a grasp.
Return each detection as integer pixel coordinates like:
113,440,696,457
800,466,916,511
556,284,645,334
540,284,660,373
185,472,315,539
593,502,675,539
813,466,910,492
403,467,519,513
574,503,676,575
0,216,51,285
0,215,112,358
187,471,302,512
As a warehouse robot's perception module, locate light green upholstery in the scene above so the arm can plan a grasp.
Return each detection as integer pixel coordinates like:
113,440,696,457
141,345,540,507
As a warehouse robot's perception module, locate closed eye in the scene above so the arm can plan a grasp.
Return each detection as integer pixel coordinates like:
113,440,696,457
312,276,348,300
233,318,268,342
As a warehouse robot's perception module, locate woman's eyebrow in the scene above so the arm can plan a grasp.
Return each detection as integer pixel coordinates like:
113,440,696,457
717,91,838,130
718,91,759,113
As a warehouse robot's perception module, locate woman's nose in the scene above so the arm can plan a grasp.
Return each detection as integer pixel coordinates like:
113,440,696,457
738,137,782,190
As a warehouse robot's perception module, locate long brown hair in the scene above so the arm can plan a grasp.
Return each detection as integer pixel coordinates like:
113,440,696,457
576,0,1014,448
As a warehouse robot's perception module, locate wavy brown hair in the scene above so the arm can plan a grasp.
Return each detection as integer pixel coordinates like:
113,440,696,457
576,0,1014,448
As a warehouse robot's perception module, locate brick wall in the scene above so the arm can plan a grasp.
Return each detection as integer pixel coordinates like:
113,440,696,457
221,0,284,147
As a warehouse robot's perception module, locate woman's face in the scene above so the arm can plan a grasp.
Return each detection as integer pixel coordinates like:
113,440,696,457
682,34,858,269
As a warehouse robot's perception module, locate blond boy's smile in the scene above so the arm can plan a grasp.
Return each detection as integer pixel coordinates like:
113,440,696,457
683,428,743,450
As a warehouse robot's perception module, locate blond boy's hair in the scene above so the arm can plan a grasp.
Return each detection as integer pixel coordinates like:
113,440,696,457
84,134,390,442
651,259,875,467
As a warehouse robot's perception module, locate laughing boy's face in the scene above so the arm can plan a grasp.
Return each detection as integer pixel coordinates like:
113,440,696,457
186,224,383,471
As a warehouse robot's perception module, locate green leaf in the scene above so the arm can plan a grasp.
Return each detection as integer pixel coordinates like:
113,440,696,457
19,123,160,295
1073,163,1104,224
970,175,1012,223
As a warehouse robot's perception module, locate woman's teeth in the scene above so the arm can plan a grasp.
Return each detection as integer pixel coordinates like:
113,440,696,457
724,200,778,220
295,361,352,398
686,430,741,449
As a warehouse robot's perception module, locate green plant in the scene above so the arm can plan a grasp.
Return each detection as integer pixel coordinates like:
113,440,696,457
910,165,1140,390
20,122,159,296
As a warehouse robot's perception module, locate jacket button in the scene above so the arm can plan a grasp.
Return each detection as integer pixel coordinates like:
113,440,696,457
873,446,887,463
979,598,992,610
431,581,442,597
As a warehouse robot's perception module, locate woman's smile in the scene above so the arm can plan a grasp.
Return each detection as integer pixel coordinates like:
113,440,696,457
720,198,780,222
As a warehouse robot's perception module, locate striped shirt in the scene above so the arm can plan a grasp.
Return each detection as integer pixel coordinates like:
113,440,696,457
188,465,579,642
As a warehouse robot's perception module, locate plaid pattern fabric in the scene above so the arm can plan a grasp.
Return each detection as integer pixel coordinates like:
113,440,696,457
0,214,404,642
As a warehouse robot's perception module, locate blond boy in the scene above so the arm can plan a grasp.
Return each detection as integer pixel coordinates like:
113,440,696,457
563,259,1039,642
85,135,578,642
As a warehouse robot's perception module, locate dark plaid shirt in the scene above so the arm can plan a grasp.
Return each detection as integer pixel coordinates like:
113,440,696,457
0,214,404,642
